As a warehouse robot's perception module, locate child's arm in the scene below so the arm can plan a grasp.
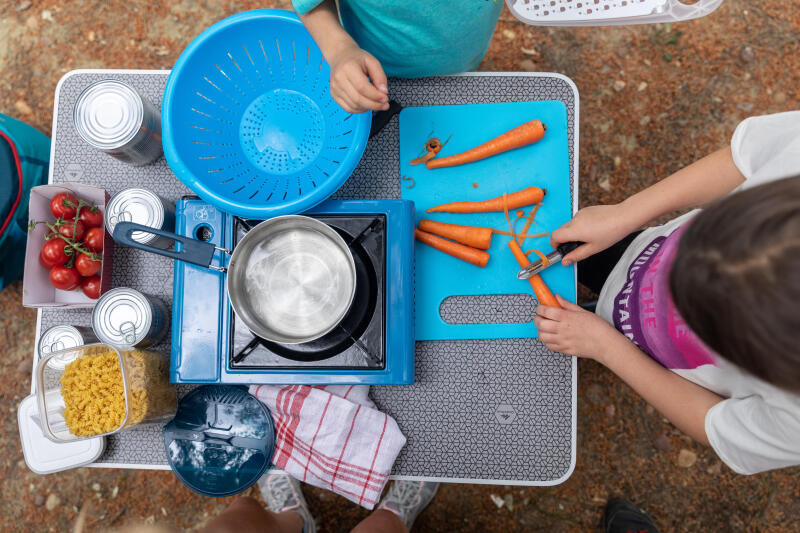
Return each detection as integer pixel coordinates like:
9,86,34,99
298,0,389,113
552,146,746,265
535,296,724,445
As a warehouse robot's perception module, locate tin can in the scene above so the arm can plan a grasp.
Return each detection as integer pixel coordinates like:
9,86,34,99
105,188,175,250
92,288,169,348
37,325,98,369
74,80,162,166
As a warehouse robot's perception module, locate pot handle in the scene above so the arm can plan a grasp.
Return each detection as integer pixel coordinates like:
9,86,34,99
112,221,227,272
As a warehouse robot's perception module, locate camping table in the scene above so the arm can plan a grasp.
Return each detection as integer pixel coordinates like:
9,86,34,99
34,69,578,485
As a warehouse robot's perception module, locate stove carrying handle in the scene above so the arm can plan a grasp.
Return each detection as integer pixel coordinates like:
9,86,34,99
113,221,229,273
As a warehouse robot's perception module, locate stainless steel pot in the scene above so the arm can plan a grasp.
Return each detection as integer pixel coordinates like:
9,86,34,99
113,216,356,344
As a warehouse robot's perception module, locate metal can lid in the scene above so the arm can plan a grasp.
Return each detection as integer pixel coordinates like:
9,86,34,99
74,80,144,150
38,326,85,369
105,188,165,244
92,288,153,347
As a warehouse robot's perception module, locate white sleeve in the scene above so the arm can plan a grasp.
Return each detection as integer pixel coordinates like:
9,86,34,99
730,110,800,189
705,396,800,474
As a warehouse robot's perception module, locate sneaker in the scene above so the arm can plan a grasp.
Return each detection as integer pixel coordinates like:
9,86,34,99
378,480,440,530
603,498,661,533
257,473,316,533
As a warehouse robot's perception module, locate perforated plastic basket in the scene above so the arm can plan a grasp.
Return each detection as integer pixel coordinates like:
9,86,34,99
507,0,724,26
162,10,370,219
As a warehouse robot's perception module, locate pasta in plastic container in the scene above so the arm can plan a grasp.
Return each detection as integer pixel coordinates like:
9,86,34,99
34,343,177,442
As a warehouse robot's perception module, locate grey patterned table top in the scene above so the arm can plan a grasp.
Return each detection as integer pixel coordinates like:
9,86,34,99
37,70,577,485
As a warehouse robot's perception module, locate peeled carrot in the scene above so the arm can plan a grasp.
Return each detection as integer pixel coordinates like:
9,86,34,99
427,186,545,214
415,229,490,267
418,220,493,249
425,120,545,169
508,240,560,308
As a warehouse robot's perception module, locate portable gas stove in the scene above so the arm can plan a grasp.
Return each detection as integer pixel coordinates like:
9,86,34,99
170,198,415,385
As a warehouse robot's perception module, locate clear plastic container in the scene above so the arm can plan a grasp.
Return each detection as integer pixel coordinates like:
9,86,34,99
34,343,177,442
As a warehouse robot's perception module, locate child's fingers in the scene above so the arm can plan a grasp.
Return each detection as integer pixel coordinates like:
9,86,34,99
331,86,358,113
363,55,388,94
356,59,389,103
533,315,559,333
340,76,386,112
555,294,582,311
535,304,563,321
561,243,594,266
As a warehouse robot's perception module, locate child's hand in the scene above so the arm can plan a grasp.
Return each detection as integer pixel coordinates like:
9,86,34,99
534,295,622,361
550,203,635,265
328,42,389,114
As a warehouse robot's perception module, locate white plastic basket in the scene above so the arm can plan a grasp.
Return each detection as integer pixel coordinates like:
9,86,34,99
507,0,724,26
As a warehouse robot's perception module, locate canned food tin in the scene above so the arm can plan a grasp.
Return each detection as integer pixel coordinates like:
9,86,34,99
37,325,98,369
74,80,163,166
105,188,175,250
92,288,168,348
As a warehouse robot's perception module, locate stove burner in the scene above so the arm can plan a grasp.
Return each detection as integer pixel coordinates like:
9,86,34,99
230,215,385,368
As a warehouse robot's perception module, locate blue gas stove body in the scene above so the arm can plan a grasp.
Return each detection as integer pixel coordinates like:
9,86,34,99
170,198,415,385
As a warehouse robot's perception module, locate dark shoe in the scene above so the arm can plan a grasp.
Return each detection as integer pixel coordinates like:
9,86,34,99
603,498,661,533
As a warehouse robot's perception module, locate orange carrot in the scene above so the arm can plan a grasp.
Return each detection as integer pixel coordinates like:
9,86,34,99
419,220,493,249
425,120,546,169
427,186,545,214
415,229,490,267
508,240,560,308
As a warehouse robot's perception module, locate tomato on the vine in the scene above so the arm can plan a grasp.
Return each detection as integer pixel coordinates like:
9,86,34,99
49,266,81,291
40,239,71,268
56,219,85,241
77,206,104,228
75,253,101,277
84,227,104,252
81,275,102,299
50,193,78,219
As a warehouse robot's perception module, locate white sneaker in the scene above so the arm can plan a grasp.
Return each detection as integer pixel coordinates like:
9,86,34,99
257,473,316,533
378,480,440,530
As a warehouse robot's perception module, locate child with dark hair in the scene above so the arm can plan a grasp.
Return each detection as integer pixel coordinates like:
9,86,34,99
535,111,800,474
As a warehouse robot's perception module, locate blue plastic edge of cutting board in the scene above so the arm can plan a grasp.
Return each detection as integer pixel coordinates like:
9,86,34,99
399,100,575,341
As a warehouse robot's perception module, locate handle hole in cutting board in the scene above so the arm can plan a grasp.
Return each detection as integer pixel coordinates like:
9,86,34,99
439,294,538,325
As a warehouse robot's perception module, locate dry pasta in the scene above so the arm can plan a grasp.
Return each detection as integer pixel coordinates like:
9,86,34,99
60,348,176,437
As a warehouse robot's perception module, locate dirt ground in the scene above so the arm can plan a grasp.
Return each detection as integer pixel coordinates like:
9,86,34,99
1,1,799,532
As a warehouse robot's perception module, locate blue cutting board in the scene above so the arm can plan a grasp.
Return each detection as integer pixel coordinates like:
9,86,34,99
399,101,575,341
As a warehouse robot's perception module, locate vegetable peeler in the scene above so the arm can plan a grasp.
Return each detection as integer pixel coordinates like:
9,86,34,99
516,241,582,279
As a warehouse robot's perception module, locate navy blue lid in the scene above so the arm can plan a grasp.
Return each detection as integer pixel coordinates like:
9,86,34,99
163,385,275,497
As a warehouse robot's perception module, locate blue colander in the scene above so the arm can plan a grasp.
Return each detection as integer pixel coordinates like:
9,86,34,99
162,9,371,218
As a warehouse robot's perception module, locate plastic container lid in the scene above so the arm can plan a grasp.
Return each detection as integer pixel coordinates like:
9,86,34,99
163,385,275,497
18,394,105,474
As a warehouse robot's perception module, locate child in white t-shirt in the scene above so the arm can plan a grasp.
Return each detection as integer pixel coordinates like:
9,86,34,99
536,111,800,474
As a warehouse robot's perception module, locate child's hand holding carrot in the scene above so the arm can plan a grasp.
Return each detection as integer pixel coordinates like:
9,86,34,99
534,295,622,360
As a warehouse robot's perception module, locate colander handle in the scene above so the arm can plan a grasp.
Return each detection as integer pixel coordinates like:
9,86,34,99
113,221,227,272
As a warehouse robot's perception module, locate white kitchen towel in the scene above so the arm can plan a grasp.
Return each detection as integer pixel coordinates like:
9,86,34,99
250,385,406,509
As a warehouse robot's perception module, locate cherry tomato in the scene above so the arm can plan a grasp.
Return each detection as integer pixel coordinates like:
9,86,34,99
50,192,78,219
78,205,104,228
81,275,102,299
49,265,81,291
75,253,101,277
84,227,104,252
40,239,71,267
57,219,85,241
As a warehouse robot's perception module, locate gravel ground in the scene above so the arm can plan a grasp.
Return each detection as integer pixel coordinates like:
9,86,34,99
1,1,799,531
